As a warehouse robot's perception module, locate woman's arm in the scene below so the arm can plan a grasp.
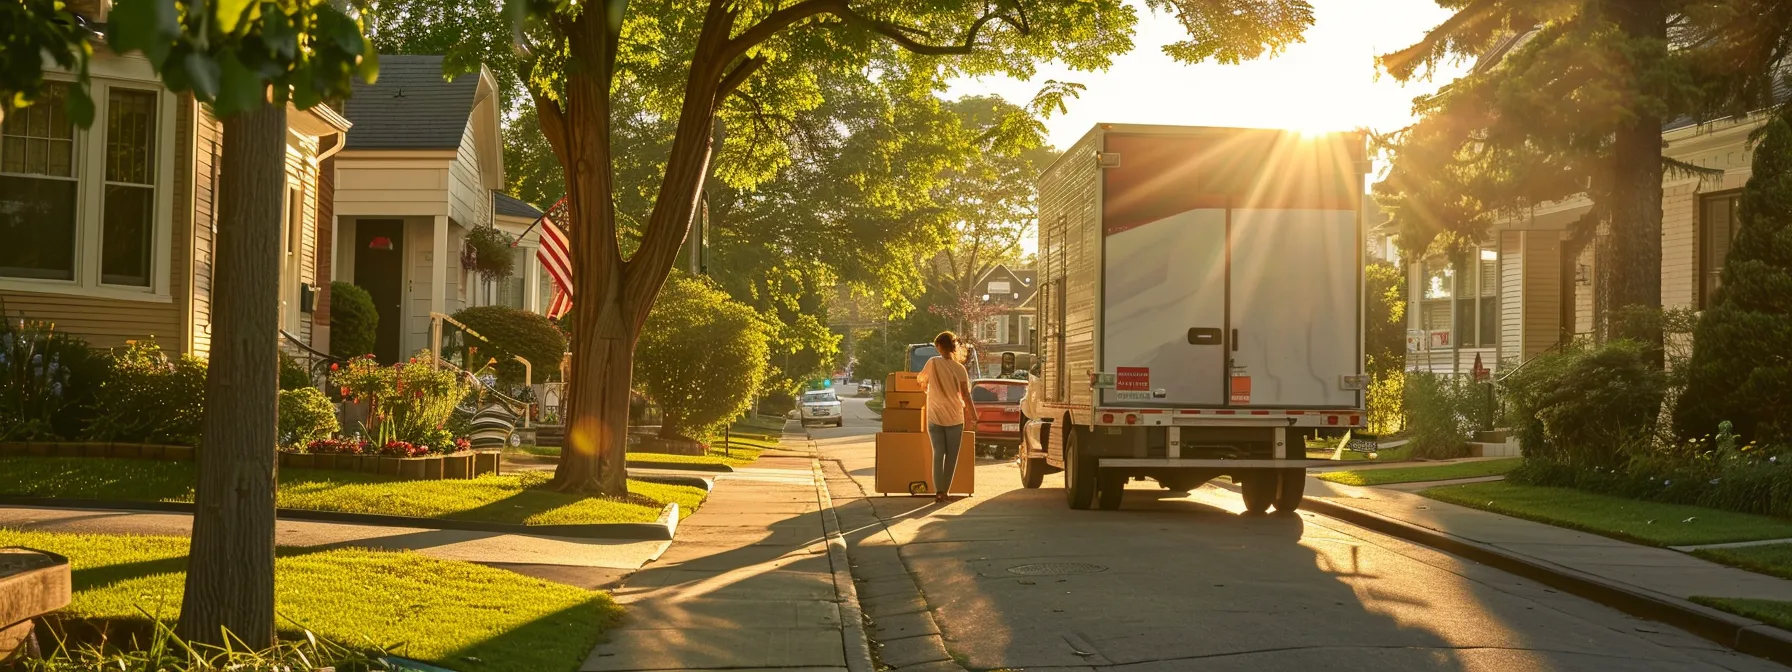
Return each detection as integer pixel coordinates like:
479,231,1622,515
959,370,977,421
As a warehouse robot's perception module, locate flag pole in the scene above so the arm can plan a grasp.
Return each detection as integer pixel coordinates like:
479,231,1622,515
509,196,566,247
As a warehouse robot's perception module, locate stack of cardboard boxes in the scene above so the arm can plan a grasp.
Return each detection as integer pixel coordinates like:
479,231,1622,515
875,372,974,495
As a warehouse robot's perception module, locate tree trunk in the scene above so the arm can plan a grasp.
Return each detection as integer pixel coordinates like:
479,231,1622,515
177,102,284,649
551,299,632,495
1600,0,1666,345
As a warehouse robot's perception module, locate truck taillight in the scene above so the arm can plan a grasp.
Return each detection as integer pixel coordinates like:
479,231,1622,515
1125,414,1138,425
1101,413,1114,424
1327,415,1340,426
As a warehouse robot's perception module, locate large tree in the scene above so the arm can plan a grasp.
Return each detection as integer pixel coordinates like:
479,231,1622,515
469,0,1321,496
8,0,376,647
1376,0,1790,340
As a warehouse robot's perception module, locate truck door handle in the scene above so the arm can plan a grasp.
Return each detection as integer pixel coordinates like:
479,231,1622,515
1187,328,1222,345
1231,329,1239,351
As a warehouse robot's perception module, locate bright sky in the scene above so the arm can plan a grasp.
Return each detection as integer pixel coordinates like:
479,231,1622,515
947,0,1471,155
946,0,1471,257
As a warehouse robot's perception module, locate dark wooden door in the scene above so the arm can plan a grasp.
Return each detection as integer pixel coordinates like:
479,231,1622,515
354,219,405,364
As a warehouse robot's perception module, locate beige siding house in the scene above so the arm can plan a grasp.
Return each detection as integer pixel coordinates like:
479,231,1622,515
0,45,349,357
1405,112,1763,374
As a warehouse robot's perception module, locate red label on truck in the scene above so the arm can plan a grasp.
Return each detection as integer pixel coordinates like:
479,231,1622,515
1116,367,1150,391
1230,376,1252,404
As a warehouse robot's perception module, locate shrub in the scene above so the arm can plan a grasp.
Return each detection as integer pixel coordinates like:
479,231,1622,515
449,305,567,388
1364,357,1405,436
1676,113,1792,443
1510,426,1792,520
636,273,773,440
0,310,101,440
1505,340,1666,468
328,281,379,360
462,226,516,281
278,351,315,391
1402,372,1479,458
278,387,339,449
331,352,471,452
84,341,207,446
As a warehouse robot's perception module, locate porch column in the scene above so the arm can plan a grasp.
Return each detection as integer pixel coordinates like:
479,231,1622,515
432,215,449,320
525,249,541,313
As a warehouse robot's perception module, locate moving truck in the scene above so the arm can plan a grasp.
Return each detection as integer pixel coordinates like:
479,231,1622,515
1022,124,1368,513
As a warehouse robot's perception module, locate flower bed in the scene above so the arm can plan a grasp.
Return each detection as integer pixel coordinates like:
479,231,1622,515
288,437,498,481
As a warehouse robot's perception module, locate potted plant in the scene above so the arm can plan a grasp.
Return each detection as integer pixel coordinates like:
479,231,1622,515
462,227,516,282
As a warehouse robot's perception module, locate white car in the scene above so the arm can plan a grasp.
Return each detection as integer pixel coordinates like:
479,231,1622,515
798,388,844,427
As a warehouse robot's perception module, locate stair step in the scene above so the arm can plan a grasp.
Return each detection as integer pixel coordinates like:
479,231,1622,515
1474,429,1510,443
1468,441,1520,458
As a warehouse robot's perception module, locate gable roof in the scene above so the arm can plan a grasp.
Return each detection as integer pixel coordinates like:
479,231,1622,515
493,192,543,219
973,264,1038,309
341,55,479,150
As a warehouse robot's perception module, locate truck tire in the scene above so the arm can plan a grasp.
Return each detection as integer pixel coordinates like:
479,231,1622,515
1273,468,1306,514
1064,425,1097,510
1019,450,1047,489
1097,472,1125,510
1239,470,1275,514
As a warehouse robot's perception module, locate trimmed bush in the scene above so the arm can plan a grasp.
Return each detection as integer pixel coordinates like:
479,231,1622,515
0,308,102,440
450,305,567,388
83,341,207,447
1505,340,1666,468
278,351,314,391
328,281,379,359
1676,113,1792,443
278,386,340,449
637,273,773,440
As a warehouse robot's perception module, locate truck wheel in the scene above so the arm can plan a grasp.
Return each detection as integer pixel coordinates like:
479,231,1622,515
1064,425,1096,510
1273,468,1306,514
1019,449,1047,489
1097,472,1125,510
1239,470,1274,514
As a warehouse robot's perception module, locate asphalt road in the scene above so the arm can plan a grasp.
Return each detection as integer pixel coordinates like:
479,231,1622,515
808,395,1784,672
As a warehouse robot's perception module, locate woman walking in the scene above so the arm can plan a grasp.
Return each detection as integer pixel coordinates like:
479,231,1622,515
916,331,977,503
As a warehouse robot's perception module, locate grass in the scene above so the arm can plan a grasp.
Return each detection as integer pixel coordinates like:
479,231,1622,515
0,456,705,526
1691,543,1792,581
508,429,773,468
1689,596,1792,631
1318,458,1520,487
1421,481,1792,547
0,528,618,672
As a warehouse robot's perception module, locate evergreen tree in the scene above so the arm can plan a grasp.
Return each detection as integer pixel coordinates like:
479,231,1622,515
1675,112,1792,441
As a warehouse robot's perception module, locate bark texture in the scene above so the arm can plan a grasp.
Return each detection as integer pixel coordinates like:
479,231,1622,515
177,102,285,648
1599,0,1667,342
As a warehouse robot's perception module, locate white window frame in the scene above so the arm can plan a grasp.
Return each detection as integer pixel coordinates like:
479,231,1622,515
0,60,176,302
1018,314,1034,346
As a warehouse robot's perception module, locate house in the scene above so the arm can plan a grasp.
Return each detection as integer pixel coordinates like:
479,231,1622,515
330,55,558,363
1402,61,1766,374
0,35,349,358
967,264,1038,378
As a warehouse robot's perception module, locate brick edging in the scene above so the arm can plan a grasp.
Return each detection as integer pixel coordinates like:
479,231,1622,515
1299,495,1792,666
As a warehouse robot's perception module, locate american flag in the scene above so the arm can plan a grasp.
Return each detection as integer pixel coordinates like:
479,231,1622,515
537,197,573,319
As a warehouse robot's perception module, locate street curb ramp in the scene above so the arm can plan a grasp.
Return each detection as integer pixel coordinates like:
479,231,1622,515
1300,495,1792,666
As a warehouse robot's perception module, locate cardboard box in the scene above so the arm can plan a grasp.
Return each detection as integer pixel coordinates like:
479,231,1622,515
882,408,925,433
874,431,975,495
885,390,926,410
886,372,923,393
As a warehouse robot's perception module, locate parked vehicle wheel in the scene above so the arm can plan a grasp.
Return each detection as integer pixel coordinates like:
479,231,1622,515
1064,425,1096,510
1239,470,1275,514
1019,450,1046,489
834,419,844,428
1097,472,1125,510
1273,468,1306,514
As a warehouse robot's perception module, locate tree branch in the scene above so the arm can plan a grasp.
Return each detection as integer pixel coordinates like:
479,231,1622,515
719,0,1028,68
717,56,767,102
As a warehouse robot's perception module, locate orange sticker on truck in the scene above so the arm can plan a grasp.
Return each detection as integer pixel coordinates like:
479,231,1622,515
1230,376,1251,404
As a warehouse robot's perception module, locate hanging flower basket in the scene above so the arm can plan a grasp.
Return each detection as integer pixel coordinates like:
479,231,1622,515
463,226,516,281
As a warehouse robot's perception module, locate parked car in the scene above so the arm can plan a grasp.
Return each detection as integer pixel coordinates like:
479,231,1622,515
970,378,1027,458
797,388,844,427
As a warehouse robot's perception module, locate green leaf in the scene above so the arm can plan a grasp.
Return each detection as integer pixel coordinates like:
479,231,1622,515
182,50,221,100
263,8,299,62
213,51,264,117
355,47,380,83
64,85,93,128
106,0,179,67
214,0,253,35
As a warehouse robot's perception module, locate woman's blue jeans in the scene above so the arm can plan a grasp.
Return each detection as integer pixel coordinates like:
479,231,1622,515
928,423,964,495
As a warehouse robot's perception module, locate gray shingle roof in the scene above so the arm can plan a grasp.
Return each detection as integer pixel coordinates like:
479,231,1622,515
342,55,478,150
493,192,543,219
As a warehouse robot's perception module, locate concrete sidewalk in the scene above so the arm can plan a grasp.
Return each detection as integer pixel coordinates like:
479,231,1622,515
1304,476,1792,604
582,433,868,672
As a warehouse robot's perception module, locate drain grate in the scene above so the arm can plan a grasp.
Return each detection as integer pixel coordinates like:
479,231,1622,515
1006,562,1107,576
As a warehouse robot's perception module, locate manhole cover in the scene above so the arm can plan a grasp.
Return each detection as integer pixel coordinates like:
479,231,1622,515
1006,562,1107,576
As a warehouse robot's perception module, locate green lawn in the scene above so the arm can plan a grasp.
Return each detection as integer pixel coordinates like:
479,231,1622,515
1422,481,1792,547
1690,596,1792,632
1318,458,1520,487
0,457,704,526
1691,543,1792,581
1,528,618,672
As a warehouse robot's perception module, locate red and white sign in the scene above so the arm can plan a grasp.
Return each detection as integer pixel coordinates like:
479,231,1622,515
1116,367,1150,390
1229,376,1252,404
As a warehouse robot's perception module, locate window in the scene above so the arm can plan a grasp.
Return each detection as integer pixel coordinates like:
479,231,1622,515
1701,191,1743,309
1418,248,1499,348
0,80,167,295
1018,315,1034,347
988,280,1011,294
0,85,79,280
496,247,527,309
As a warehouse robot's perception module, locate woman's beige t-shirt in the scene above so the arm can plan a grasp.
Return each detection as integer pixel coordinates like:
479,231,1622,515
918,356,970,427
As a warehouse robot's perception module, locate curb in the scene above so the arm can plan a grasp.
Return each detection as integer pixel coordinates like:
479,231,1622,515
0,497,679,541
1298,494,1792,666
628,460,734,473
812,455,876,672
631,473,716,491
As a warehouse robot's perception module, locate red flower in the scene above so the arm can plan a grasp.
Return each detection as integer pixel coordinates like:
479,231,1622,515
339,386,349,396
329,362,339,371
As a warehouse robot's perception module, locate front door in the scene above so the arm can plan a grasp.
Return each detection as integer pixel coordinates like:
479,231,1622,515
354,219,405,363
